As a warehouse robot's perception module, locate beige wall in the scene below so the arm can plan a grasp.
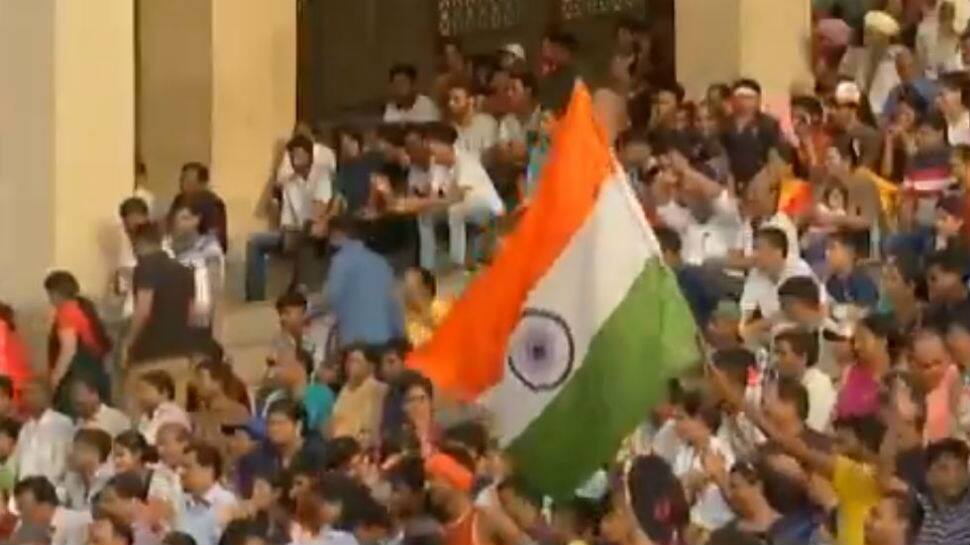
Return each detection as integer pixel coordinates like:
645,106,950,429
676,0,810,100
137,0,213,203
0,0,134,355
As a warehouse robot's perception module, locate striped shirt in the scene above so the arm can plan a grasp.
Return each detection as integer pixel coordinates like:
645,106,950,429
904,149,953,195
915,488,970,545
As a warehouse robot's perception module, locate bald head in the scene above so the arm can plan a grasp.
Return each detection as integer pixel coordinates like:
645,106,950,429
910,329,954,390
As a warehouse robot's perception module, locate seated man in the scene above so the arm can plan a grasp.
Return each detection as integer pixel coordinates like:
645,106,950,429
824,229,879,317
418,122,505,271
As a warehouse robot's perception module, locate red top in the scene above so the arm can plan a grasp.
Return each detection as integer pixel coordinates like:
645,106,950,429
55,300,105,357
0,321,32,392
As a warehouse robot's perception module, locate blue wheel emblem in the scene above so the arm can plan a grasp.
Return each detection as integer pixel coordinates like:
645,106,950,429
507,308,575,391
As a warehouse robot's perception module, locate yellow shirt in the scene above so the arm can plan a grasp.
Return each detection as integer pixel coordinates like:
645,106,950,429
405,298,452,347
832,455,882,545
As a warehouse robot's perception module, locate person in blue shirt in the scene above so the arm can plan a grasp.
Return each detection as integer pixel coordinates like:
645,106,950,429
260,347,334,436
825,230,879,311
325,215,404,347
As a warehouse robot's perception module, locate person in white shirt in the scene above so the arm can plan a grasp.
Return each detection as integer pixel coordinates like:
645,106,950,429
654,149,743,267
246,133,336,301
14,379,74,485
446,83,498,158
839,11,907,119
71,376,131,437
937,72,970,145
740,227,820,342
671,390,736,533
384,63,440,124
135,370,191,446
13,476,91,545
773,328,836,432
59,428,114,511
418,123,506,270
177,443,237,545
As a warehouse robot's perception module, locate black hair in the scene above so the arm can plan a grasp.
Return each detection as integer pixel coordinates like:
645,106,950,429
162,532,199,545
755,226,789,258
180,162,210,184
105,471,149,501
266,397,306,426
712,347,756,387
170,196,210,234
0,376,13,399
732,78,762,96
328,214,362,239
74,428,113,462
775,376,810,421
833,415,886,454
93,512,134,544
423,122,459,145
509,70,538,96
286,135,315,157
926,437,970,468
927,248,969,278
118,197,150,219
381,338,412,360
827,229,862,255
131,222,163,247
275,290,308,313
324,436,362,471
791,95,824,120
389,63,418,82
187,442,223,481
627,455,689,544
139,370,176,400
0,417,21,441
43,271,113,359
777,276,821,307
775,328,820,368
655,80,686,103
681,389,722,431
654,226,681,255
43,270,80,299
918,110,948,132
545,29,579,52
114,430,151,462
443,421,489,460
14,476,59,506
411,266,437,297
395,369,434,402
387,455,425,492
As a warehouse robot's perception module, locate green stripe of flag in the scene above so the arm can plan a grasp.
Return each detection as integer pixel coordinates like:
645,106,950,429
505,258,700,499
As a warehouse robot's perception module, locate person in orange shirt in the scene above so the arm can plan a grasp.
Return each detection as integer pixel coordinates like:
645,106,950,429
0,302,32,408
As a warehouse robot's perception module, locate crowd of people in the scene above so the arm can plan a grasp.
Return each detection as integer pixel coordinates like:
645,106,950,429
2,1,970,545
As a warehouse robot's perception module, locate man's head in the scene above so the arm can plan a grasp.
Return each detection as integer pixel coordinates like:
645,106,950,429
731,78,762,118
118,197,150,234
915,111,948,151
344,345,376,386
389,64,418,104
936,195,966,239
89,512,134,545
710,347,756,401
387,456,426,518
192,359,234,401
328,214,361,246
925,438,970,503
181,442,222,496
506,71,537,112
169,199,205,238
98,472,148,524
286,135,315,174
70,375,105,419
946,314,970,364
765,377,810,429
894,48,918,83
826,230,861,274
446,83,475,120
864,494,914,545
398,371,435,429
753,227,789,275
71,428,112,474
541,30,578,67
653,81,685,124
179,162,209,193
881,252,922,301
14,476,59,527
832,80,863,128
926,249,968,303
135,370,175,414
276,347,313,390
111,431,149,474
378,338,411,383
832,415,885,461
675,389,721,446
156,422,190,469
908,329,954,392
266,398,304,448
21,379,52,418
778,276,822,324
130,222,164,257
705,300,742,349
275,290,308,336
936,72,967,117
774,328,818,379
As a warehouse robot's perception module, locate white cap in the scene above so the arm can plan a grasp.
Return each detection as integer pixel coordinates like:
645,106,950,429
834,80,862,106
500,43,526,62
864,10,900,36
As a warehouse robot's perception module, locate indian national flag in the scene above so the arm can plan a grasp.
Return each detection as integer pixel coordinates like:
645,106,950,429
408,83,700,498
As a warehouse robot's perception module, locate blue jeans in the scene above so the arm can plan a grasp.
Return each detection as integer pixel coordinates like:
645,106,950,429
245,231,282,301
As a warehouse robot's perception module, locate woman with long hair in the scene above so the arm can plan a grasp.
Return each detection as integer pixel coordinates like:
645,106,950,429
836,313,898,419
43,270,112,414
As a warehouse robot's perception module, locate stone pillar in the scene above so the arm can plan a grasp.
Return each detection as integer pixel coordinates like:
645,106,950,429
0,0,135,342
675,0,812,100
137,0,296,294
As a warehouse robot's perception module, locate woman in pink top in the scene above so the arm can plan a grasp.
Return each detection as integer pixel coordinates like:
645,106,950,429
836,314,897,418
909,329,962,442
